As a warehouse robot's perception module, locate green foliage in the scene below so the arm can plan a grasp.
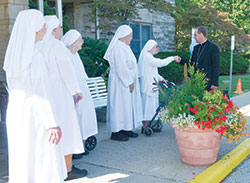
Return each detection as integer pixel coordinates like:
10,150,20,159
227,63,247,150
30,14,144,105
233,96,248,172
29,0,56,15
155,51,249,83
88,0,174,31
191,0,250,34
156,51,190,84
167,66,207,118
239,53,250,60
175,0,250,53
78,38,108,78
220,53,250,75
29,0,70,33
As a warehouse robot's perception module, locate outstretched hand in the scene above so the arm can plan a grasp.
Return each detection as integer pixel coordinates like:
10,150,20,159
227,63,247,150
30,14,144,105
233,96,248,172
49,126,62,145
210,85,217,90
174,56,181,63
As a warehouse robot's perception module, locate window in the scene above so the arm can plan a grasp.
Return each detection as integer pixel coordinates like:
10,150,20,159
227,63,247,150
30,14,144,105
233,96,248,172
130,24,151,57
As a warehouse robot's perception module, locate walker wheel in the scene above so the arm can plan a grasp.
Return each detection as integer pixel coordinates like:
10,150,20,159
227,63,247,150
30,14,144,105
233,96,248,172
85,136,97,151
156,121,163,130
144,127,153,136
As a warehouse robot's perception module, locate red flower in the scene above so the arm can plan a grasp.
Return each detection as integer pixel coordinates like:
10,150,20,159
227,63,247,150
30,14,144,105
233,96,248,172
188,107,198,114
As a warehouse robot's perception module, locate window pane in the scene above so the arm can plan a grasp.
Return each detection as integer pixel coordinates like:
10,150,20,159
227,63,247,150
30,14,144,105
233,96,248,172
130,40,140,57
130,24,141,56
130,24,140,39
142,25,151,48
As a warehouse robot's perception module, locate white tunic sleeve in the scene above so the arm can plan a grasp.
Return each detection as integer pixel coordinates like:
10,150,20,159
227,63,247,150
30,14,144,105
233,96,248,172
146,55,175,68
54,43,81,95
113,47,134,87
30,51,58,128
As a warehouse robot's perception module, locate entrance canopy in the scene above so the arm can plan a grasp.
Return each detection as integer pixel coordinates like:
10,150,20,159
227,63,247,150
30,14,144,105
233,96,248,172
38,0,63,25
37,0,91,25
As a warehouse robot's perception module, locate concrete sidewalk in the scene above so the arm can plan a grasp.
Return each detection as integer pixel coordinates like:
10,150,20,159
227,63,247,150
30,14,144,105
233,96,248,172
0,92,250,183
67,92,250,183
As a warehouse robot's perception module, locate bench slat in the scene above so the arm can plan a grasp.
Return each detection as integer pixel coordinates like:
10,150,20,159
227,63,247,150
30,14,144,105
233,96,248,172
86,77,107,108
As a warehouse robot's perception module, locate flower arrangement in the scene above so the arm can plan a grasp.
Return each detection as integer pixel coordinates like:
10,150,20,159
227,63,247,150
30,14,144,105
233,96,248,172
159,65,249,143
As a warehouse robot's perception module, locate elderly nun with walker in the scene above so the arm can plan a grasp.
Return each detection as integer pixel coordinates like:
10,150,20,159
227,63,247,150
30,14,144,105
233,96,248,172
138,40,180,135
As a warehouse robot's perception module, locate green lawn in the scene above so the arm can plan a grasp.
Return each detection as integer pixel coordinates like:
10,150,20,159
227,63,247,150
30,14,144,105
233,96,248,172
159,67,250,100
219,67,250,98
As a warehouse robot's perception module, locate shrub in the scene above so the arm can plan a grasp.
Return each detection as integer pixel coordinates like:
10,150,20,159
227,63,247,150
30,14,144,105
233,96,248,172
78,38,108,77
156,51,250,84
239,53,250,60
156,51,190,84
220,53,250,75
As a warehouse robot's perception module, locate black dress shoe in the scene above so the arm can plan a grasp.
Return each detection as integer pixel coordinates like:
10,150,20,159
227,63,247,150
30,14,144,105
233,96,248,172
121,130,139,138
111,132,129,141
82,150,89,156
72,153,83,159
64,165,88,181
72,150,89,159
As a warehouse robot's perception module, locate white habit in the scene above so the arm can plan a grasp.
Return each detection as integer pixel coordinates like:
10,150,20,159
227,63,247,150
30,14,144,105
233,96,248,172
4,10,67,183
69,53,98,139
41,16,84,155
62,30,98,140
138,40,175,120
104,25,143,132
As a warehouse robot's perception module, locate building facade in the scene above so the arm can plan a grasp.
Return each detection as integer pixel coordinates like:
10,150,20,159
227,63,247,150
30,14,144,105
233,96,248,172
0,0,176,83
0,0,29,82
64,0,176,56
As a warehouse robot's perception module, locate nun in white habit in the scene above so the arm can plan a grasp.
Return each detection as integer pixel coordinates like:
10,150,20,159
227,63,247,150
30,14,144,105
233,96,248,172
104,25,143,141
3,9,67,183
40,15,87,179
138,40,179,131
61,29,98,151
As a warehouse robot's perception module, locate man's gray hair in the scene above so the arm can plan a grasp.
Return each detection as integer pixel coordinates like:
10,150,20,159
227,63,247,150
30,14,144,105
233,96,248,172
197,26,208,37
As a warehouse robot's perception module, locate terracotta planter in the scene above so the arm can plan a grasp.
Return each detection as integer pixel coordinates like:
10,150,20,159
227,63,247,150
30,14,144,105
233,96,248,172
173,126,222,166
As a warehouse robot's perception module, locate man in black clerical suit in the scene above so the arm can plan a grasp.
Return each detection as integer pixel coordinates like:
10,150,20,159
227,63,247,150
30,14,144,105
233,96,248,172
177,26,220,91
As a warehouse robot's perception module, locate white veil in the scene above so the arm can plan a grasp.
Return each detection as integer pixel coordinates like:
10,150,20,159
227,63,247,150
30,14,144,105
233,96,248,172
61,29,81,47
137,40,157,78
103,25,132,63
3,9,44,80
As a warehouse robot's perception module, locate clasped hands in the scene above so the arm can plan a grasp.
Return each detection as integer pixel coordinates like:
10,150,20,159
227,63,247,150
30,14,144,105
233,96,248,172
174,56,181,63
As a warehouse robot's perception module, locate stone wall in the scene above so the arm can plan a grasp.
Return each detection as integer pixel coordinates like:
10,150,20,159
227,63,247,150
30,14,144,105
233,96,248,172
72,2,96,39
0,0,29,82
65,0,176,52
152,12,176,52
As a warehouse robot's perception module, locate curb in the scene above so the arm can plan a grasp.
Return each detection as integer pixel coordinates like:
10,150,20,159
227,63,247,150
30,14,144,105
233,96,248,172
188,137,250,183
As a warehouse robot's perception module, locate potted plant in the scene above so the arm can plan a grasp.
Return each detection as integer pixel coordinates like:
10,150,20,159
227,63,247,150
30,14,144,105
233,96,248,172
159,65,249,166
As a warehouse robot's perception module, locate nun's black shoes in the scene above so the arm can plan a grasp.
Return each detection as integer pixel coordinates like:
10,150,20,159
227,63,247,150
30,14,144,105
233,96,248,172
72,153,83,159
72,150,89,159
64,165,88,181
121,130,139,138
111,131,129,141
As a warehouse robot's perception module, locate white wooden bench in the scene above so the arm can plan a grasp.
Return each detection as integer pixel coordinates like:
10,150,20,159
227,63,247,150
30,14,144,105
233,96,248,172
86,77,107,108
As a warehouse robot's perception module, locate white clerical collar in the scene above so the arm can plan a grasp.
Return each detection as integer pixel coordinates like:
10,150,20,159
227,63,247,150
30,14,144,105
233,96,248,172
200,39,207,45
